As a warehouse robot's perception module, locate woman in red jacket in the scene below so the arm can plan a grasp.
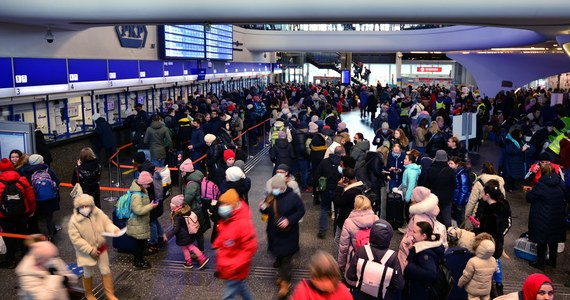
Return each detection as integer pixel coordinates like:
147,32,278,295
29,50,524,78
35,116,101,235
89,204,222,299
212,189,258,300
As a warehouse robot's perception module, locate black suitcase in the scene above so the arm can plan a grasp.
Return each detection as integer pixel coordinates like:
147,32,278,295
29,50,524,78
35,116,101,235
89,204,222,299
112,211,136,253
444,247,474,300
386,191,404,229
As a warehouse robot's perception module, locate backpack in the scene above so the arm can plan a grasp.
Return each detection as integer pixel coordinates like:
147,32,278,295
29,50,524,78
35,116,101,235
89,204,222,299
270,125,285,145
31,169,57,201
359,185,378,210
0,180,26,217
356,245,395,298
184,211,200,234
427,260,454,300
201,177,220,202
355,227,372,250
115,191,142,220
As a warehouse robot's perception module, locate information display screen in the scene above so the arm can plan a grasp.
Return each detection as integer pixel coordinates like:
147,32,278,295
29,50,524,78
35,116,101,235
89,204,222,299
159,25,205,59
205,25,233,60
158,24,233,60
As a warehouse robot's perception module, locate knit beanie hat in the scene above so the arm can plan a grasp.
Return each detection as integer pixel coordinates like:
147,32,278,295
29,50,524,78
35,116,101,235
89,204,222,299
311,115,319,122
277,131,287,139
0,158,14,171
434,150,449,162
92,113,100,121
381,122,389,130
270,174,287,190
234,160,245,170
170,194,185,210
30,241,58,265
276,164,290,173
28,154,44,165
411,186,431,203
308,122,318,133
219,188,240,206
522,273,553,300
179,159,194,173
226,166,246,182
137,171,153,185
204,134,217,144
133,152,146,164
223,149,235,162
337,122,347,131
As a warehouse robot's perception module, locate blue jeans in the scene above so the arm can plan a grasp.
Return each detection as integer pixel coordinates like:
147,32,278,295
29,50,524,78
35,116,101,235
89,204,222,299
291,160,309,189
149,219,164,245
493,258,503,284
319,189,335,235
223,280,254,300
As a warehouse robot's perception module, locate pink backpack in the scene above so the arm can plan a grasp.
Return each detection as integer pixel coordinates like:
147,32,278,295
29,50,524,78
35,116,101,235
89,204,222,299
184,211,200,234
200,177,220,202
355,227,371,250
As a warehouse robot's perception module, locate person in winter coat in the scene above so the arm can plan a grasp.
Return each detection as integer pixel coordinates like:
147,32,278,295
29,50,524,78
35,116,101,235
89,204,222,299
92,114,117,164
34,127,53,166
264,164,301,198
503,129,529,192
337,195,380,288
387,101,401,130
290,251,352,300
0,158,36,269
260,175,306,298
204,134,225,185
333,168,364,249
309,127,328,205
187,118,206,170
144,114,173,167
398,187,447,270
385,143,405,190
315,146,344,238
494,273,554,300
230,111,244,149
347,219,405,300
396,152,421,223
270,131,295,174
181,163,211,252
290,123,310,191
21,154,60,240
218,121,236,149
457,233,497,300
465,162,506,223
68,193,120,300
350,133,370,170
449,156,471,226
414,118,429,153
126,171,159,269
403,221,445,300
166,195,209,269
526,164,568,270
372,122,393,149
213,189,258,300
71,147,101,208
391,128,410,151
16,240,78,300
424,150,455,228
446,136,467,159
473,179,512,296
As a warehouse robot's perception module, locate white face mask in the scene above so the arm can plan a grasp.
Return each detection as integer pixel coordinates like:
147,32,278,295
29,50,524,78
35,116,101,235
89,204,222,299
79,207,92,217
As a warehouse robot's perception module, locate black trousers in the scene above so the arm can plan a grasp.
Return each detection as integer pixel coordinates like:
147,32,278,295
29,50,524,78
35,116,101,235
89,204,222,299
537,242,558,266
133,238,148,262
0,217,28,262
276,255,293,282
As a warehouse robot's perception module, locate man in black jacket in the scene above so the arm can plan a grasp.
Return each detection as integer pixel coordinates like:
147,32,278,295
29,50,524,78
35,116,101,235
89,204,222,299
333,168,364,249
315,146,345,239
424,150,455,227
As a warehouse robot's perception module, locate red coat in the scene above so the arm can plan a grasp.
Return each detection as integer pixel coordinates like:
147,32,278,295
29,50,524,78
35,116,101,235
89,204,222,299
212,200,257,280
559,138,570,170
0,170,36,218
290,279,352,300
528,162,561,185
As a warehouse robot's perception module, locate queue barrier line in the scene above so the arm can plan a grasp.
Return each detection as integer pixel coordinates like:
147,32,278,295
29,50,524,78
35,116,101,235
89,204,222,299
59,182,130,192
0,232,45,240
107,117,271,170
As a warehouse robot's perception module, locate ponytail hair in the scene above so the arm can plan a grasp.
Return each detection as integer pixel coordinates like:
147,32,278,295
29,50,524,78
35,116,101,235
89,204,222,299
483,179,505,203
416,221,441,242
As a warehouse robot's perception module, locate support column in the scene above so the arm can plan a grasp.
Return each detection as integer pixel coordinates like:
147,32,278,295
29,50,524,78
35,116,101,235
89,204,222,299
396,52,403,87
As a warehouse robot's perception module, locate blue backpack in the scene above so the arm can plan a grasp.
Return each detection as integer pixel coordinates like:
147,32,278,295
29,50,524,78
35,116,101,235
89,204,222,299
115,191,142,219
31,169,58,201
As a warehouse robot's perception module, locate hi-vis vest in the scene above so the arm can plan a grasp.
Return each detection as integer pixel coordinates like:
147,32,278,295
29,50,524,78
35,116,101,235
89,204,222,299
400,105,408,117
435,99,445,110
548,117,570,155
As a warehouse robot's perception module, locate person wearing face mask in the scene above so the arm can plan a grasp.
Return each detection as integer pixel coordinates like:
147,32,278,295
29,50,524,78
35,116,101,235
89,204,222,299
68,192,121,300
372,122,393,149
213,189,258,300
350,133,370,170
315,146,345,239
385,143,405,190
260,175,306,299
264,164,301,198
290,251,352,299
126,171,159,269
16,240,78,300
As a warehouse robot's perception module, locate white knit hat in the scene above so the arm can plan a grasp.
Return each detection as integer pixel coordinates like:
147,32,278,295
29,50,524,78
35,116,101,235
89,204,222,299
225,166,246,182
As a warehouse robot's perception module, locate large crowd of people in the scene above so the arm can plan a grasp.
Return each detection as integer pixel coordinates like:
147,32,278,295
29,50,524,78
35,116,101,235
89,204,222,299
1,81,569,299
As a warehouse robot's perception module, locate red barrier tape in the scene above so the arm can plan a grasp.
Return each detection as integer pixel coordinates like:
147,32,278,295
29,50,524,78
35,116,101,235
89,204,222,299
59,182,130,192
0,232,42,240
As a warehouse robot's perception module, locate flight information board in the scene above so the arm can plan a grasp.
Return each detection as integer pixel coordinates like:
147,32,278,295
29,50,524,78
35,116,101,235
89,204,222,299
159,25,205,59
205,24,233,60
158,24,233,60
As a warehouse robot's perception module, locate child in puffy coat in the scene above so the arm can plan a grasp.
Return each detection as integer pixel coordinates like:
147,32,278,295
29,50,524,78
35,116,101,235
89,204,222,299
166,195,209,270
457,233,497,300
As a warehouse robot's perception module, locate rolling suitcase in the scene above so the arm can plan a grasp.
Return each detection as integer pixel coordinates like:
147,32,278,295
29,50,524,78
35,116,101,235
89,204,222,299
112,211,136,253
386,192,404,229
444,247,474,300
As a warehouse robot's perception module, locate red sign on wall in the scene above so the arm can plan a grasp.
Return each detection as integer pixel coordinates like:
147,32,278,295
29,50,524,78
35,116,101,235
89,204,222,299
417,66,442,72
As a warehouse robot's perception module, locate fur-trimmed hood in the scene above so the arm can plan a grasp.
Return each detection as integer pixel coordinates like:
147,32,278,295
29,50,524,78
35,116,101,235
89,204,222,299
413,240,443,254
409,193,439,217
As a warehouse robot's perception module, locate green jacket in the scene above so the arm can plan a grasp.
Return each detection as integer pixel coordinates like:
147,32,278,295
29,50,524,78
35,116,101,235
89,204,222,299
126,180,154,239
183,170,211,235
144,120,173,160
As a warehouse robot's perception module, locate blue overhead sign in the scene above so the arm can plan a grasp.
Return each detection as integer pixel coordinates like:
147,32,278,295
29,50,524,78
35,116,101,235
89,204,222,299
108,60,139,80
0,58,13,88
163,61,185,76
13,58,67,87
67,59,108,82
139,60,164,78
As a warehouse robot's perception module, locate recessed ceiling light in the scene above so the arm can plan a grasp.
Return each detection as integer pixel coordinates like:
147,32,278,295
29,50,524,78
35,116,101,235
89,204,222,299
554,44,558,47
